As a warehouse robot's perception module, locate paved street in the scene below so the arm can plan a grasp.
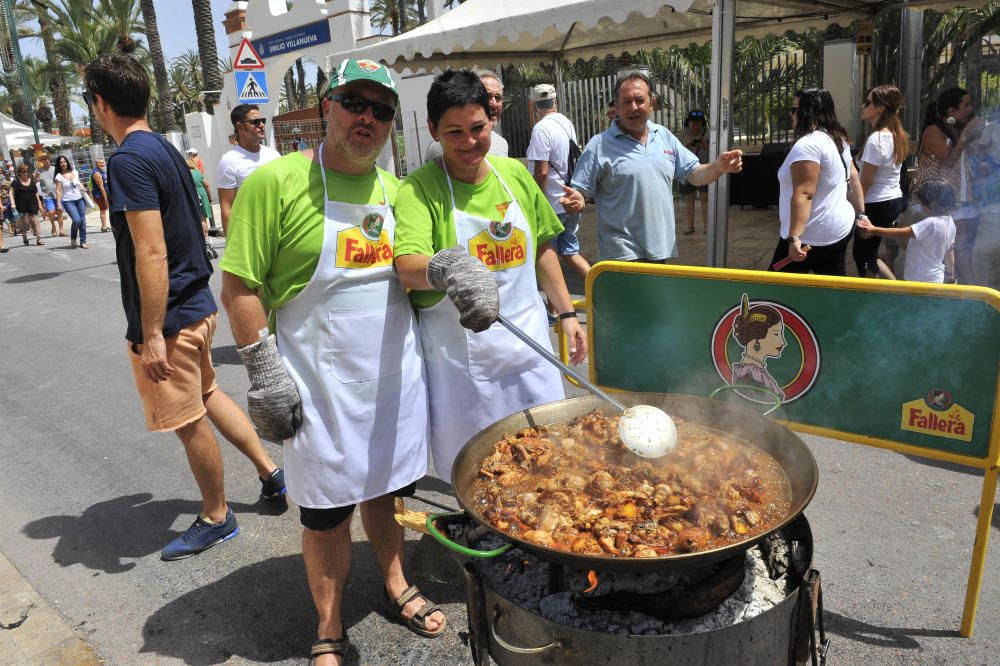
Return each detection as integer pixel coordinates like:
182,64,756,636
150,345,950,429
1,206,999,665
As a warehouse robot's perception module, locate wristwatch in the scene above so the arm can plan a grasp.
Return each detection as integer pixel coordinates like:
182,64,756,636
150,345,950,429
855,212,868,220
789,235,800,244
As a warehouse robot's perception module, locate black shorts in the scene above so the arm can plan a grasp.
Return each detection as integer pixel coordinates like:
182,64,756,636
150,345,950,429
298,482,417,531
678,181,708,195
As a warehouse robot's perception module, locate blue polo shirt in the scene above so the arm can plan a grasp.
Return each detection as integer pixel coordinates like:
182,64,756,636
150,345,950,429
572,120,699,261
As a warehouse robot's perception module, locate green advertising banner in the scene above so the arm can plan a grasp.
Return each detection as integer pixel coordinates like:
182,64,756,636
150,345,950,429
588,265,1000,461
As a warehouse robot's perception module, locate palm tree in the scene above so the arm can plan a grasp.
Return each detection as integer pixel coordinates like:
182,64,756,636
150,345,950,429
23,1,73,136
138,0,176,131
192,0,223,113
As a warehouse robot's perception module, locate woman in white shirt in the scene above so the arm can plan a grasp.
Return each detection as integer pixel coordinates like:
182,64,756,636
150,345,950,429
54,156,87,249
773,88,865,275
854,85,908,278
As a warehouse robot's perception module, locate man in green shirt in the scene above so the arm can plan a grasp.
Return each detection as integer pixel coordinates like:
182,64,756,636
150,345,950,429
220,59,445,665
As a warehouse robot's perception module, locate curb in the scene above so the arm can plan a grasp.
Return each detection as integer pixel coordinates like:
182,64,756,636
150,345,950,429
0,552,100,665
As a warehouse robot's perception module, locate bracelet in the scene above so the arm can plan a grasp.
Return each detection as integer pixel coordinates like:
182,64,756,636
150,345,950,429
855,212,868,220
558,311,578,320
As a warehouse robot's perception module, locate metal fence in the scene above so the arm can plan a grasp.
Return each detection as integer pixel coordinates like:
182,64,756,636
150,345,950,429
500,52,820,156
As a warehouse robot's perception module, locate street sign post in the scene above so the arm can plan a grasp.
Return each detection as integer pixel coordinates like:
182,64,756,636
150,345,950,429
233,37,265,70
235,71,269,104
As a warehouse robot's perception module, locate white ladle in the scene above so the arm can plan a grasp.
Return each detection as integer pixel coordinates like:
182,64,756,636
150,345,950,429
496,314,677,458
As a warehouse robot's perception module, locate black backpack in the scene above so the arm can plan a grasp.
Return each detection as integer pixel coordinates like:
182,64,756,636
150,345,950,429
551,116,581,182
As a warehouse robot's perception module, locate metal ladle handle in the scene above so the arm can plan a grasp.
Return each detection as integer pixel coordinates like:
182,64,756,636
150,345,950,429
496,314,626,413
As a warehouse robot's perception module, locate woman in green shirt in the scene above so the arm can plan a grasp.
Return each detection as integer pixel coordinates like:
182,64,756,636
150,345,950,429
394,69,587,483
187,158,216,259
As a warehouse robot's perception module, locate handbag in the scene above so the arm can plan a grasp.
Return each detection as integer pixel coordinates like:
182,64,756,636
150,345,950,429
83,191,97,209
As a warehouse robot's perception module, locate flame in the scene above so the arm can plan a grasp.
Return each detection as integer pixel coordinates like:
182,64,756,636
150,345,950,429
583,570,599,594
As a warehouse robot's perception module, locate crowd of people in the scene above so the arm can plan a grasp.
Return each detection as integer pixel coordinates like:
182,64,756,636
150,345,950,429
3,47,993,665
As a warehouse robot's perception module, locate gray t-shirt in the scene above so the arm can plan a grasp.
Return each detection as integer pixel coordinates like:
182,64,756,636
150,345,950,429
35,166,56,199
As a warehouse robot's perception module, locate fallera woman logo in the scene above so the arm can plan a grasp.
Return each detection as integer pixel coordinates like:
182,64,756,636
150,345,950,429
710,294,821,404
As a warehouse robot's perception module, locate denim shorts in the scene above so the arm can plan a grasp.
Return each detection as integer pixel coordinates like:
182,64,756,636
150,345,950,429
555,212,582,256
43,197,56,212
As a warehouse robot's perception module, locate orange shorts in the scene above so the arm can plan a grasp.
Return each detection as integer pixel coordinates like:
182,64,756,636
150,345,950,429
128,314,219,432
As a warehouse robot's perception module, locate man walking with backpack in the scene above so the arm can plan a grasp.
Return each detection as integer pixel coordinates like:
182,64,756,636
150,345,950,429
526,84,590,280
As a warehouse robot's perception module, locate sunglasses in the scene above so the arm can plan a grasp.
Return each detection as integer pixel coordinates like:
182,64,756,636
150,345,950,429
689,111,705,118
82,91,93,107
327,94,396,122
242,118,267,127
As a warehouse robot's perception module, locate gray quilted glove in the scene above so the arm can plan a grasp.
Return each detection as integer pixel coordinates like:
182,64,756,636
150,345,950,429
237,334,302,442
427,247,499,333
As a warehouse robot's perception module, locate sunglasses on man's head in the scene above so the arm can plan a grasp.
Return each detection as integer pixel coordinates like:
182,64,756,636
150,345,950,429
689,111,705,118
82,91,93,107
327,94,396,122
242,118,267,127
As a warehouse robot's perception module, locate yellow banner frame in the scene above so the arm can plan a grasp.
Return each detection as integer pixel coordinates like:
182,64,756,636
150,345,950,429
555,263,1000,637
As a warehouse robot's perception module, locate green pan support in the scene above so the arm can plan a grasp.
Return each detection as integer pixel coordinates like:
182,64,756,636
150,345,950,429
425,511,513,558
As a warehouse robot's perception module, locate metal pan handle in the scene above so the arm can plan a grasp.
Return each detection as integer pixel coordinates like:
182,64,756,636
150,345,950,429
425,511,513,558
709,384,783,416
491,606,561,654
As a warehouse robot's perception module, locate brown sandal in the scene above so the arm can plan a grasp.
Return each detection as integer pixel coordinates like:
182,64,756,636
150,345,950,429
309,636,348,665
386,584,447,638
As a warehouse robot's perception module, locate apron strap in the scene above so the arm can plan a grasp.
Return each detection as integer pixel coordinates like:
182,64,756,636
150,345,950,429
442,156,517,217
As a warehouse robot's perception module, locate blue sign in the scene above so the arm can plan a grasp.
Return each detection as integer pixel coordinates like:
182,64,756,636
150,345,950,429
253,20,331,59
236,71,269,104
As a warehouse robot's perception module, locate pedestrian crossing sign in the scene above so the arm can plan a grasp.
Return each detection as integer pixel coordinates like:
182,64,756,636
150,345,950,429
236,71,269,104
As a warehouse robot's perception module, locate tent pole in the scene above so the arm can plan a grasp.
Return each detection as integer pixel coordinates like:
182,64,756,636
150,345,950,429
553,55,563,96
706,0,735,268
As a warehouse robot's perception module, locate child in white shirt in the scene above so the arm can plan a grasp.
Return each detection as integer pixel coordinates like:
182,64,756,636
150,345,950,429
857,178,956,283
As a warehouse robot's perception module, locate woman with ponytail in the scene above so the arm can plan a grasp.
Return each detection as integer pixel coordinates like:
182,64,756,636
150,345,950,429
772,87,865,275
853,85,908,277
915,87,984,284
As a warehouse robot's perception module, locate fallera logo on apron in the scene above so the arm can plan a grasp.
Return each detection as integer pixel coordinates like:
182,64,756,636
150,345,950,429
336,223,394,269
360,212,385,241
470,224,527,271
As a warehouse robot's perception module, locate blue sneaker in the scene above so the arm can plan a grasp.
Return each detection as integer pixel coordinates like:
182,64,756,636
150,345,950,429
161,509,239,560
260,468,287,502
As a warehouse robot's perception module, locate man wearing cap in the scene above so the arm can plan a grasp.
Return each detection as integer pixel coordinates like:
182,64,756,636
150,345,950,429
568,72,742,263
186,148,205,176
215,103,281,234
422,69,508,163
526,83,590,280
220,58,443,664
290,127,308,152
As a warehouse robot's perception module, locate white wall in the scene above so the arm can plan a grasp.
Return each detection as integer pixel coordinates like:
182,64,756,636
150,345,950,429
396,75,435,172
822,39,861,144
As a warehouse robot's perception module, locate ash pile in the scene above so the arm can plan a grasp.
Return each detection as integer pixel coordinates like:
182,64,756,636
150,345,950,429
472,531,809,636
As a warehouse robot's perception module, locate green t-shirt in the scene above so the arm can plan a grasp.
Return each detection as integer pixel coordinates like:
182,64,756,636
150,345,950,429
219,152,399,310
393,156,563,308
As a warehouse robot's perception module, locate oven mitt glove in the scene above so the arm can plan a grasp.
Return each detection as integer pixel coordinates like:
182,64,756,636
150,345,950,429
237,334,302,442
427,247,500,333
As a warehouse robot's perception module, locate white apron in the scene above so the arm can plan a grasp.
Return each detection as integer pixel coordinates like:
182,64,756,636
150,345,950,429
275,144,428,508
421,158,564,482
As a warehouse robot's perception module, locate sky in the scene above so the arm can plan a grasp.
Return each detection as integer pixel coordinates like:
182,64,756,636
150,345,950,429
19,0,238,122
21,0,234,65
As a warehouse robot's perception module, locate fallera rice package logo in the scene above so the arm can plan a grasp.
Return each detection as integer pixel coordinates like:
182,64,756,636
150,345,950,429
361,213,384,241
488,219,513,241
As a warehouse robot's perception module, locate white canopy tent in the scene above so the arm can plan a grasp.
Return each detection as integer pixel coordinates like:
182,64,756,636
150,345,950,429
0,111,78,158
336,0,986,74
335,0,989,266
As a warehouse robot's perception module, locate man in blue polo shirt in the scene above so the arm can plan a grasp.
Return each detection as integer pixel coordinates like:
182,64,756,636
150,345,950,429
84,51,285,561
570,72,743,262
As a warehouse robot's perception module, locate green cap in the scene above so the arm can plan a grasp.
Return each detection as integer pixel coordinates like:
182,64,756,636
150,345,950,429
326,58,398,97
